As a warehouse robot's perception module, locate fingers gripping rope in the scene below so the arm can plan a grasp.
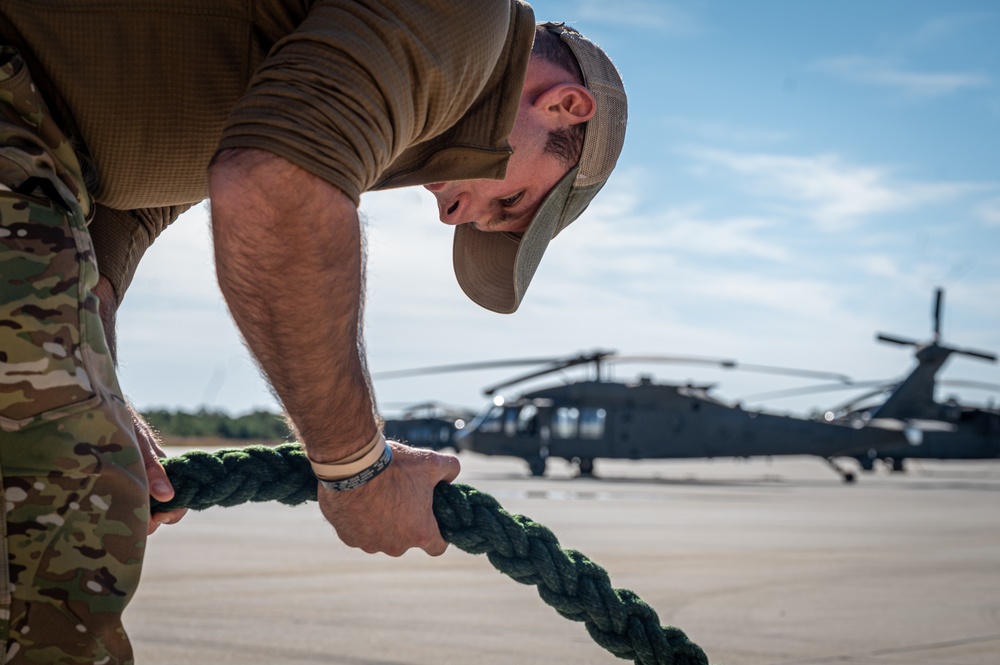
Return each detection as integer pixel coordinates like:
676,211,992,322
153,443,709,665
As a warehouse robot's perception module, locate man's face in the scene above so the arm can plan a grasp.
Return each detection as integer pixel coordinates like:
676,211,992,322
424,99,570,234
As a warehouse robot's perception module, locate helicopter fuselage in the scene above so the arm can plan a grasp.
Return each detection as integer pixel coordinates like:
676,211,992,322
455,379,917,477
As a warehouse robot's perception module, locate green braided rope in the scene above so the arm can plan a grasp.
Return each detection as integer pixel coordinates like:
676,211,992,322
153,443,709,665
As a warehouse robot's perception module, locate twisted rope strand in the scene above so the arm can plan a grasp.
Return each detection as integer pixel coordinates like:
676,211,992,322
154,443,709,665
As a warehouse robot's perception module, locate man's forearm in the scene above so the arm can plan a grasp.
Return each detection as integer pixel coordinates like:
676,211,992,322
209,149,377,461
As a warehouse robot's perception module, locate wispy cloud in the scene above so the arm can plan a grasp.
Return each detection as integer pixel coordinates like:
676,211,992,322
975,197,1000,226
900,13,997,50
589,211,789,263
688,148,986,230
543,171,792,265
856,253,906,281
662,116,790,145
814,56,991,97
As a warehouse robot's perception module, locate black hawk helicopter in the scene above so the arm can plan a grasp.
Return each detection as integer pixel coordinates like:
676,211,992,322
374,289,999,482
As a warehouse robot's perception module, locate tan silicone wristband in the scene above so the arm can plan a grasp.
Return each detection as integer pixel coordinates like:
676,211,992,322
308,431,386,481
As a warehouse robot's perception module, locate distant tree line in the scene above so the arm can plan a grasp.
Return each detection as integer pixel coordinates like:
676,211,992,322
141,408,294,441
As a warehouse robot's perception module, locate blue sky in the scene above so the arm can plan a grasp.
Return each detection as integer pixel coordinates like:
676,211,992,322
116,0,1000,420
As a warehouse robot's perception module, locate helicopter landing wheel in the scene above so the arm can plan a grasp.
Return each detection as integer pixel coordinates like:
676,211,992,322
526,455,547,477
576,457,594,477
826,458,856,483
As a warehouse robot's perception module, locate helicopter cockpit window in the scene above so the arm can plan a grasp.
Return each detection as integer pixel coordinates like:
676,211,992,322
477,406,504,433
516,404,538,436
503,407,519,436
553,407,580,439
579,408,607,439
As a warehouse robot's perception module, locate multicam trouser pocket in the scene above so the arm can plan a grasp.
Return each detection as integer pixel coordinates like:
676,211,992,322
0,188,103,429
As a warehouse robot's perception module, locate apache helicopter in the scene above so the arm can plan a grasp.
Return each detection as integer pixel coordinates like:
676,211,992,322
374,289,999,482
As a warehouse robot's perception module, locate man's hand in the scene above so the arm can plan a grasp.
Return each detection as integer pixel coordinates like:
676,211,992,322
129,405,189,534
318,443,461,556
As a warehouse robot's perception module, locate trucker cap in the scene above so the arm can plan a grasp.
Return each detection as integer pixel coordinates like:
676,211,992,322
452,21,628,314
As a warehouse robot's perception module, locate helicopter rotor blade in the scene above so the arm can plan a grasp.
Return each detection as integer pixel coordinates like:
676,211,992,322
738,379,893,403
385,400,467,412
605,353,740,369
872,287,994,361
937,379,1000,392
951,346,998,363
480,354,606,396
741,375,1000,410
372,349,619,382
876,333,919,347
606,354,852,383
380,400,441,410
828,384,902,415
933,287,943,339
371,356,570,380
732,363,852,382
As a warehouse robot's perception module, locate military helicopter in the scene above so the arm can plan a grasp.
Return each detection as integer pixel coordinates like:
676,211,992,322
381,401,473,451
374,289,999,482
791,287,998,473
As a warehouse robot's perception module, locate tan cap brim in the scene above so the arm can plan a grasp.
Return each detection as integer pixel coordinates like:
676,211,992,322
453,165,579,314
452,22,626,314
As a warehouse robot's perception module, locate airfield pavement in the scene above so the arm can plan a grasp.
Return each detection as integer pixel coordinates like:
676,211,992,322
126,450,1000,665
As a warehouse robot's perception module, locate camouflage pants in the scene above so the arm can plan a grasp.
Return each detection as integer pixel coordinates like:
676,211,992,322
0,47,147,663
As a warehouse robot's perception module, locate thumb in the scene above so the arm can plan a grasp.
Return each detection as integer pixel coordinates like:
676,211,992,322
145,455,175,502
439,452,461,484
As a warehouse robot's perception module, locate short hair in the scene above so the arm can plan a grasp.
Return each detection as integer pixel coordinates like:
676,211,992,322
533,25,587,166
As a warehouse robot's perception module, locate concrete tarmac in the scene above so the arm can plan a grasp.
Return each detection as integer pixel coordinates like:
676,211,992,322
127,451,1000,664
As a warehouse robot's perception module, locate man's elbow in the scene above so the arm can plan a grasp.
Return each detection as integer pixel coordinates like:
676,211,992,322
208,148,361,289
208,149,266,245
209,148,356,238
208,149,276,299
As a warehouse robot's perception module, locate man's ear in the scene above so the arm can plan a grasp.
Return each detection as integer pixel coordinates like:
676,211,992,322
534,83,596,129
